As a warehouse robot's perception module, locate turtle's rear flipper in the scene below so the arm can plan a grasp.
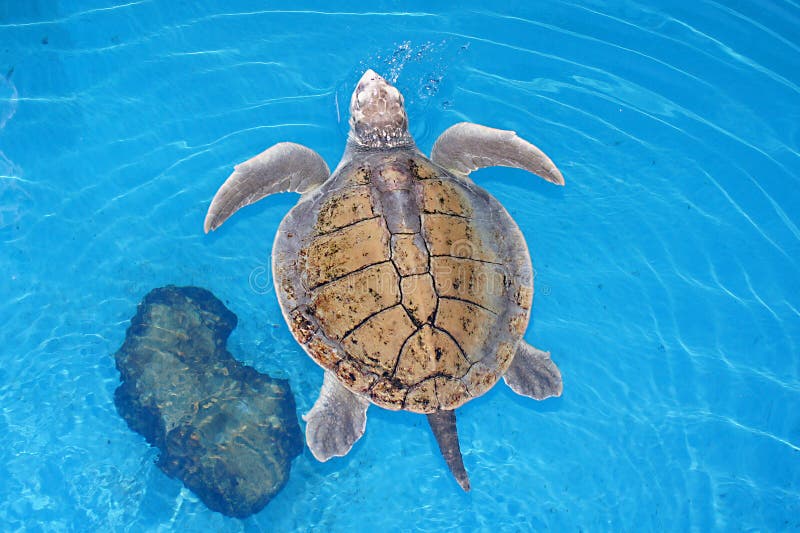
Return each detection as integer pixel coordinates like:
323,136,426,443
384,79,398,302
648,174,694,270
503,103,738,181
504,341,563,400
303,371,370,461
427,410,471,491
204,142,330,232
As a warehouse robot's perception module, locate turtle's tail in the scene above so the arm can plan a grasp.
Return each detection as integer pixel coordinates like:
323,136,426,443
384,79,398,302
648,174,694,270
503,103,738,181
427,410,471,491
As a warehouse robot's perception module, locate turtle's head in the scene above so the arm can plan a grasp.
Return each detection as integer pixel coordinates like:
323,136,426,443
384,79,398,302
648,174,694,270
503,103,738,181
349,69,413,149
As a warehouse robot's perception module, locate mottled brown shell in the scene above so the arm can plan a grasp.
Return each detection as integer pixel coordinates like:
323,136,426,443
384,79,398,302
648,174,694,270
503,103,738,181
273,151,533,413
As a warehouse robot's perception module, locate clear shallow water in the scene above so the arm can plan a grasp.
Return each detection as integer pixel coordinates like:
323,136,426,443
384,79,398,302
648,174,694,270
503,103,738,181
1,1,798,530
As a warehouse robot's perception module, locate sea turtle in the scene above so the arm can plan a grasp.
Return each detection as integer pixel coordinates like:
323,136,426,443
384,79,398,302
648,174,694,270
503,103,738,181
204,69,564,491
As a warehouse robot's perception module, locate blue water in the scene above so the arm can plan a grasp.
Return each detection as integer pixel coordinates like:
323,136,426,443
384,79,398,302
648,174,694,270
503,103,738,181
1,1,798,531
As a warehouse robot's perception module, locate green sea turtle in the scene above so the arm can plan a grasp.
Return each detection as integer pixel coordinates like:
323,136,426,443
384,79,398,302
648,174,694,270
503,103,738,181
204,69,564,491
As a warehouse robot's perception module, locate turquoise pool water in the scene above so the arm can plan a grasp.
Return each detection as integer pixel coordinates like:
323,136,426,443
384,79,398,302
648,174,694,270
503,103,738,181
1,1,798,531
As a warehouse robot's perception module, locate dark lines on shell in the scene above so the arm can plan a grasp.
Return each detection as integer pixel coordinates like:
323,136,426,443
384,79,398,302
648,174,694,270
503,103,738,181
307,259,391,291
287,155,528,411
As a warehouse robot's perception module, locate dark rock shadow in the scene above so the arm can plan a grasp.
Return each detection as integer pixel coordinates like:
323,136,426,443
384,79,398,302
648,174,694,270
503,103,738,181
114,285,303,518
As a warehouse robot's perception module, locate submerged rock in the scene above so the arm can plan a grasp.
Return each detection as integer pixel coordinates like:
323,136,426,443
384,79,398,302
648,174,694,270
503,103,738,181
114,285,303,518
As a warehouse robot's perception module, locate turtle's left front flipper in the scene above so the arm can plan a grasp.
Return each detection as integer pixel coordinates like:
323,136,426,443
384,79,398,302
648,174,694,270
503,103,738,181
431,122,564,185
204,142,330,232
504,341,563,400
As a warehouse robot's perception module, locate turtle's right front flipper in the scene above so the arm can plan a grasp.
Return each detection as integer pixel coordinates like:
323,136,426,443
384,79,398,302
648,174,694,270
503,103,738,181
303,371,370,461
431,122,564,185
204,142,330,232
